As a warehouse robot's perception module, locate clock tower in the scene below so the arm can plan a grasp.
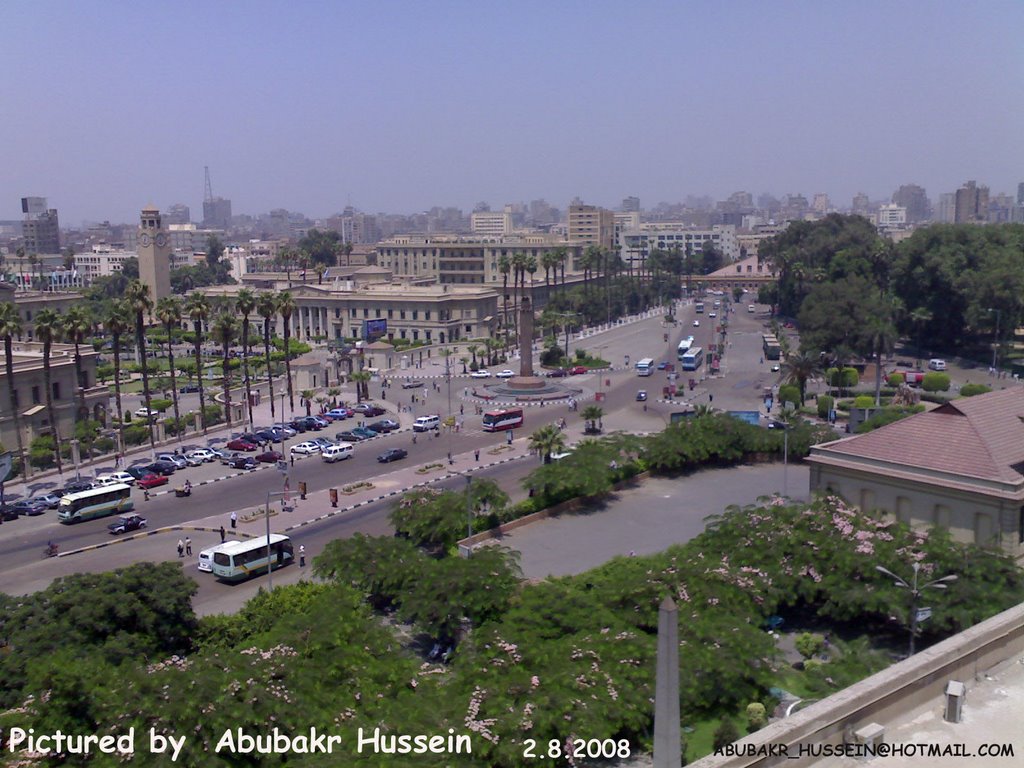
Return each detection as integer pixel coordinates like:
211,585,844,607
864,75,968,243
137,205,172,302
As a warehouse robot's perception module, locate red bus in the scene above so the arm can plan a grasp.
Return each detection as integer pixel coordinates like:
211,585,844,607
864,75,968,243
482,408,524,432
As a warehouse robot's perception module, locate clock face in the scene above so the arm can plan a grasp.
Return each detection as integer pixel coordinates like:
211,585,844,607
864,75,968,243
155,233,168,248
139,233,151,247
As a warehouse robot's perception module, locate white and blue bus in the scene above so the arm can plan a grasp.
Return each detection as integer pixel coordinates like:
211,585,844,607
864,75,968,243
680,346,705,371
677,336,694,360
211,534,294,581
635,358,655,376
57,484,134,524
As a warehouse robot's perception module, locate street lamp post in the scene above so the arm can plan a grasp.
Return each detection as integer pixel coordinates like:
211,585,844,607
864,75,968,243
443,347,454,464
988,308,1001,373
875,562,958,657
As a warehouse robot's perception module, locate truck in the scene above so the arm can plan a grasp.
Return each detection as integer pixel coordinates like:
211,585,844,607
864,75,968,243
888,370,925,386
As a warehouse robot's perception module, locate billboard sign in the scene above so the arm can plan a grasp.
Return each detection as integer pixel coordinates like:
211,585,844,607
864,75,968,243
363,319,387,342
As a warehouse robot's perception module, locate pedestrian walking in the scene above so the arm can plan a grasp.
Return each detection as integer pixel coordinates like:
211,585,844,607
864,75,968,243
185,537,192,556
177,539,184,558
475,449,480,462
219,525,226,543
299,545,306,567
144,488,150,502
230,511,238,529
460,404,464,415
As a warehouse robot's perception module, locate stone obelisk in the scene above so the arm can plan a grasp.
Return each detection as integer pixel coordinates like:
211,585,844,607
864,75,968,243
653,596,681,767
510,295,544,389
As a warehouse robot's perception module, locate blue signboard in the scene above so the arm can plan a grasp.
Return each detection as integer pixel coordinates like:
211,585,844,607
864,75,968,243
363,319,387,341
727,410,761,426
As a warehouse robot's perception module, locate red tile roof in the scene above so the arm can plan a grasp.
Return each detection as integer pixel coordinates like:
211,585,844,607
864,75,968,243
815,388,1024,484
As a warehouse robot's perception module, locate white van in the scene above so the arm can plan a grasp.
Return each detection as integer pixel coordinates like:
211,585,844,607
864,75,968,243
321,442,354,463
928,359,947,371
413,414,440,432
197,546,218,572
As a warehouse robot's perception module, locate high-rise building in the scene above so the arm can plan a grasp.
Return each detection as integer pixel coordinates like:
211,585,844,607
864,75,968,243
202,197,232,230
621,196,640,213
812,193,831,213
892,184,931,223
137,205,172,302
954,180,989,223
20,197,60,254
1017,182,1024,206
470,211,513,236
851,193,871,214
567,203,615,249
936,193,956,223
165,203,191,225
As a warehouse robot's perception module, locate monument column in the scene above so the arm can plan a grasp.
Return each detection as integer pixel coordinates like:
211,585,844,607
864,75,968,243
519,296,534,377
653,596,681,767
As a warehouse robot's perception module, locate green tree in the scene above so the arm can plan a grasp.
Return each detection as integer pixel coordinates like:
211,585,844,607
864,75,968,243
277,291,297,414
581,404,604,433
32,309,63,473
60,304,93,419
389,488,469,550
780,351,823,405
313,534,427,609
126,281,157,455
713,719,741,752
104,300,130,461
155,296,183,440
210,310,239,429
922,371,951,392
183,292,211,432
235,288,257,431
0,302,26,478
256,291,279,420
528,424,566,464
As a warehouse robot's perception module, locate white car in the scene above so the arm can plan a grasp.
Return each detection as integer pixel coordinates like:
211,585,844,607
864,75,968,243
290,441,323,455
186,448,216,463
156,453,189,469
470,370,492,378
693,320,700,327
496,369,515,378
709,312,717,318
134,407,159,420
96,471,136,486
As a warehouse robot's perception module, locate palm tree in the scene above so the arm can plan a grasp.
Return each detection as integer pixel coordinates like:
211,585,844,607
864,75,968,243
126,280,157,455
581,404,604,434
498,255,512,348
326,386,341,407
33,309,63,473
104,300,130,462
866,314,898,406
183,292,211,432
210,310,239,429
528,424,566,464
349,370,371,403
467,344,481,370
256,292,279,420
60,305,93,420
299,388,316,417
780,352,824,405
235,288,257,431
155,296,184,441
909,307,933,367
277,291,297,414
0,302,26,478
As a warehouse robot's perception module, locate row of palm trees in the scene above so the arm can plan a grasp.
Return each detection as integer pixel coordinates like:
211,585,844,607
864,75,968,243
0,283,302,475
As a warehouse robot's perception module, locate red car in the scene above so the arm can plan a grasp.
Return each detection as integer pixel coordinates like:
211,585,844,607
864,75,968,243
226,438,258,451
137,473,168,490
255,450,284,463
569,365,588,375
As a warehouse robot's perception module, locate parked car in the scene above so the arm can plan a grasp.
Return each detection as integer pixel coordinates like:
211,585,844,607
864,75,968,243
286,419,308,433
137,473,168,490
367,419,400,433
310,437,334,450
335,430,369,442
186,448,217,463
230,455,258,470
144,460,177,476
928,358,947,371
400,380,423,389
220,451,242,465
290,441,322,455
156,453,189,469
254,429,283,443
34,492,63,509
353,403,385,416
255,450,284,463
11,498,48,516
0,505,19,521
271,423,297,438
350,426,380,440
636,390,648,401
470,369,492,378
496,369,515,378
96,471,136,486
324,408,351,421
125,465,152,481
377,448,408,463
226,438,259,452
107,514,147,534
63,478,94,494
134,407,159,420
304,416,329,430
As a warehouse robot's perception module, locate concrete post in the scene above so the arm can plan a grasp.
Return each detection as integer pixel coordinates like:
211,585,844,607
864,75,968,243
654,596,681,767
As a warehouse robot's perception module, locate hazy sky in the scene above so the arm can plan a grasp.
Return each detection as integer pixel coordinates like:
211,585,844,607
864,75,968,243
3,1,1023,225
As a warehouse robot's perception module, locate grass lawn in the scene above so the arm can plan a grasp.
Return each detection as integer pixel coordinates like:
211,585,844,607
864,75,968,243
684,717,728,762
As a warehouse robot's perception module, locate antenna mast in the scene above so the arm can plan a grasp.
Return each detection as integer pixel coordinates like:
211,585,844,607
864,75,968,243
204,166,214,203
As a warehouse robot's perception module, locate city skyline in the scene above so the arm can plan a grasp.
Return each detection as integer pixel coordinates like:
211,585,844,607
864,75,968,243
3,1,1022,225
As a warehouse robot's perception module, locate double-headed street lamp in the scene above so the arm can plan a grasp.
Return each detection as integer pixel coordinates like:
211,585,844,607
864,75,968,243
875,561,958,657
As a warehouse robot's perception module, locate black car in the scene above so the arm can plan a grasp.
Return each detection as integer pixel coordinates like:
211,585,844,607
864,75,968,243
230,455,258,470
107,514,148,534
63,478,94,494
545,368,569,378
144,460,177,476
367,419,400,433
298,416,327,430
336,430,369,442
180,383,200,393
0,505,19,521
11,499,48,516
287,419,309,433
254,429,283,443
354,404,386,417
125,465,152,481
377,448,408,463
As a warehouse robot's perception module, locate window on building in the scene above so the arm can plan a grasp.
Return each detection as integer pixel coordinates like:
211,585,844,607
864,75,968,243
400,330,407,339
465,324,472,333
425,330,431,341
388,310,393,319
412,330,419,340
350,308,357,318
412,310,418,320
52,382,61,400
362,309,368,318
335,308,341,318
400,311,406,320
375,309,381,318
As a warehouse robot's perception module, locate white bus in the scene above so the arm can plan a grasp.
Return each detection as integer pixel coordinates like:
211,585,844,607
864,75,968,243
680,346,705,371
635,358,655,376
210,534,294,581
677,336,694,359
58,484,134,524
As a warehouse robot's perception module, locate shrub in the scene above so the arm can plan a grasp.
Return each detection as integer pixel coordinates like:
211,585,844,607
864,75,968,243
28,435,56,469
540,345,564,367
746,702,767,731
886,372,904,386
795,632,825,659
817,394,834,419
778,384,800,407
922,372,951,392
123,424,150,446
855,405,925,433
960,383,991,397
853,395,875,408
149,398,173,413
713,719,741,752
